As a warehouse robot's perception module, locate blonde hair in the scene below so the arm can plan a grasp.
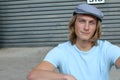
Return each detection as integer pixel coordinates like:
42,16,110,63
68,15,102,46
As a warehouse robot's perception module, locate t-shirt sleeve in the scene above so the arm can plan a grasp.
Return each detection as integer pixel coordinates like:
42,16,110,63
43,46,61,68
106,42,120,66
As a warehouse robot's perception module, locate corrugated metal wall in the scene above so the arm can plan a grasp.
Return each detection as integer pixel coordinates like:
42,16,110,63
0,0,120,47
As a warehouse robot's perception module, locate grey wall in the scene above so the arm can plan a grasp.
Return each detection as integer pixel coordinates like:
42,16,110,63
0,0,120,47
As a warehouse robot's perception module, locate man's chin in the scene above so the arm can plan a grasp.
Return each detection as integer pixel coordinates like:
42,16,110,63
81,37,90,40
81,39,90,42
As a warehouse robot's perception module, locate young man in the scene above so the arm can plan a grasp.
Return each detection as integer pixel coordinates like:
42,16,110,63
27,4,120,80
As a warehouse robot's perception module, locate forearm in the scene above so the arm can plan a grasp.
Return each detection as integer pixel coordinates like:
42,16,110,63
27,69,76,80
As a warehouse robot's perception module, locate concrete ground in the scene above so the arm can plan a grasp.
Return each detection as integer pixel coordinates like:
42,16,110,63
0,47,120,80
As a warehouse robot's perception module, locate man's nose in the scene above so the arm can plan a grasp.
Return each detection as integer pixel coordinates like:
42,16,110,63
84,22,89,30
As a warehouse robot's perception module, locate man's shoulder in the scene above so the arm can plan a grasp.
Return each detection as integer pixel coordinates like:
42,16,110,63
98,40,112,46
58,41,72,48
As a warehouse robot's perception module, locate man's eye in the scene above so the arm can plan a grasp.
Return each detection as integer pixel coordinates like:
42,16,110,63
90,22,96,25
79,20,85,23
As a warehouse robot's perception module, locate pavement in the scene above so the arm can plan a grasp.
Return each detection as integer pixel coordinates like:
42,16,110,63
0,47,120,80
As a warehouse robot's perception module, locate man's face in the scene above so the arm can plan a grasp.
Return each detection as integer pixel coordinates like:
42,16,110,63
75,14,97,41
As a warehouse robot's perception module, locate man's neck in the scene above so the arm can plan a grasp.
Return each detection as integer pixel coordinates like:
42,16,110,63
75,40,93,52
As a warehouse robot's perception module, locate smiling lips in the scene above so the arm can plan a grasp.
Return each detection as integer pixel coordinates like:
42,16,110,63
81,31,90,35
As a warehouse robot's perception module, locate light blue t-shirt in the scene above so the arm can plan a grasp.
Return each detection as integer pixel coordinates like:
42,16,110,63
44,40,120,80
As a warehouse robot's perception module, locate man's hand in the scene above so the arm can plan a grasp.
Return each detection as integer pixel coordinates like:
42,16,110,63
64,74,77,80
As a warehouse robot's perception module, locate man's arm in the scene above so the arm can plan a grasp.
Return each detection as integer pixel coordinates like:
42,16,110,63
27,61,76,80
115,57,120,68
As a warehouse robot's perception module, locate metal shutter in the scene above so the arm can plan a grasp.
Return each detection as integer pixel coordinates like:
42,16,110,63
0,0,120,47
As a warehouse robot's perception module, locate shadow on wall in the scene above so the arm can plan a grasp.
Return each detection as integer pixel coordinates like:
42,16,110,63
0,20,5,48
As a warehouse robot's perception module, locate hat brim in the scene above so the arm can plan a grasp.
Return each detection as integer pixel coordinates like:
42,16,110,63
73,12,102,22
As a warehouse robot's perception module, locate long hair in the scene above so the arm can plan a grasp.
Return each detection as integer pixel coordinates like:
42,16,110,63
68,15,102,46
